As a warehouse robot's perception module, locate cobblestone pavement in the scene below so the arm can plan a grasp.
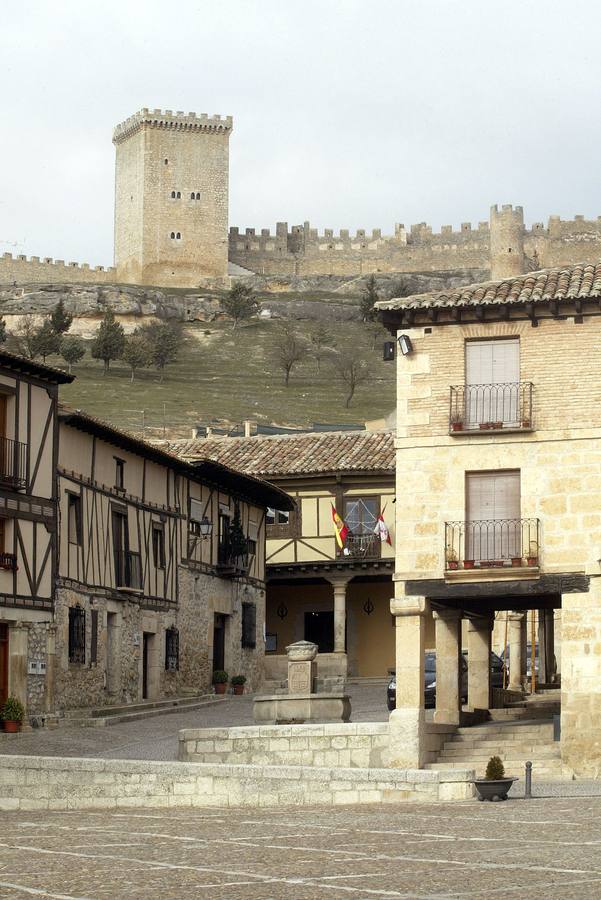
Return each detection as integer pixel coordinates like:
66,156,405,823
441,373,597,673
0,684,389,762
2,796,601,898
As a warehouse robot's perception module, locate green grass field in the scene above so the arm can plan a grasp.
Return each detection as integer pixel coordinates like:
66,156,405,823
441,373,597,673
33,318,396,437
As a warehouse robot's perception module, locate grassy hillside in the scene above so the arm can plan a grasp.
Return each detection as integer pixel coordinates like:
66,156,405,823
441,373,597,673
29,317,396,437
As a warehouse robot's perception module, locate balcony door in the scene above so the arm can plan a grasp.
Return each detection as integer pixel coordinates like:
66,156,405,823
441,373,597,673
465,339,519,427
111,508,128,587
466,471,520,562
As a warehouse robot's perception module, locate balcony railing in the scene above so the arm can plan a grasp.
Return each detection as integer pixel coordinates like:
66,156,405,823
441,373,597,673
217,538,249,574
0,437,27,491
0,553,17,572
445,518,540,570
339,533,381,559
115,550,142,590
449,383,533,433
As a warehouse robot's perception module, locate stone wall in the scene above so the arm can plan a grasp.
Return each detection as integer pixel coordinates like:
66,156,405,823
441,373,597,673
0,254,115,285
180,722,391,768
0,754,475,811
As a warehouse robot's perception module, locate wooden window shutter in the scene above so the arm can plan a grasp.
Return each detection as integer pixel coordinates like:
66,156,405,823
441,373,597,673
241,602,256,649
90,609,98,664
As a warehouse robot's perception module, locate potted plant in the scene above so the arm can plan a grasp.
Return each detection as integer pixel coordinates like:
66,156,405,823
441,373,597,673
474,755,518,801
463,558,475,569
1,696,24,733
511,555,523,567
231,675,246,696
445,546,459,570
212,670,229,695
527,541,539,567
492,421,503,430
521,417,531,429
450,414,463,433
479,422,489,430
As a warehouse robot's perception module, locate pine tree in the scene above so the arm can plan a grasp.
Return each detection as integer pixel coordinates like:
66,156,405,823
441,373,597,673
50,299,73,336
228,502,248,562
139,320,180,382
32,320,61,362
221,283,259,329
91,309,125,375
360,274,379,322
121,332,150,382
59,337,86,374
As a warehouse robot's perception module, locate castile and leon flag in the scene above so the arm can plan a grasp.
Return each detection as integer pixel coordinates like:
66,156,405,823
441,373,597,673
331,503,349,549
373,503,392,545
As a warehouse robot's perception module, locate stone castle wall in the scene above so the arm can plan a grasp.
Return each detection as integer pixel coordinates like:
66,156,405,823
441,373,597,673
0,253,115,286
229,208,601,279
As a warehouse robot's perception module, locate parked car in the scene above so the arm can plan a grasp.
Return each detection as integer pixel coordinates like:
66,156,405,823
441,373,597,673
386,650,505,711
500,643,539,680
387,651,468,711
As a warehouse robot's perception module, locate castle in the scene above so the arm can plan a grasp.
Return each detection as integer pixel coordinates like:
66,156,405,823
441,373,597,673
2,107,601,289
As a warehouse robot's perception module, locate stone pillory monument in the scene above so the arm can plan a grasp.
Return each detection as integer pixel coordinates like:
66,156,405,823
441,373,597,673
3,106,601,289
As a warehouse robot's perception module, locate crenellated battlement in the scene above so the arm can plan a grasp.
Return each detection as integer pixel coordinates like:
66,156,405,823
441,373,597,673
0,253,116,286
112,108,233,144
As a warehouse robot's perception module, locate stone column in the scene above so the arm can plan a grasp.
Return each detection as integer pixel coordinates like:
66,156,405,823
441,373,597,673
433,608,463,725
508,612,526,692
388,594,429,769
329,576,352,654
8,622,29,711
467,616,493,711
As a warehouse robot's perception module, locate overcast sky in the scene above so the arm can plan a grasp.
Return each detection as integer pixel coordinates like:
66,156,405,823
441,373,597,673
2,0,600,267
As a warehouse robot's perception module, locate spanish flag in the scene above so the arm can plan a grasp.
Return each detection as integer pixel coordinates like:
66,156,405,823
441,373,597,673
331,503,349,549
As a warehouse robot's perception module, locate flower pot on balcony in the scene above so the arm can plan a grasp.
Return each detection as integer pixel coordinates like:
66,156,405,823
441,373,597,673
521,419,531,429
447,560,459,570
479,423,489,430
451,422,463,432
527,556,539,567
493,422,503,430
511,557,523,567
463,559,475,569
3,720,19,733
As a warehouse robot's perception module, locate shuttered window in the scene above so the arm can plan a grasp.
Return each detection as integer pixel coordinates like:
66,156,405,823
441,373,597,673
165,627,179,671
241,602,256,649
466,471,521,560
90,609,98,664
465,339,520,425
68,606,85,664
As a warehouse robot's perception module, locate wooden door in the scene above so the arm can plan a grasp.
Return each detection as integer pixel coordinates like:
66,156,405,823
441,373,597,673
111,510,127,586
465,339,520,425
0,624,8,709
0,396,7,480
213,614,225,672
466,471,521,561
142,633,150,699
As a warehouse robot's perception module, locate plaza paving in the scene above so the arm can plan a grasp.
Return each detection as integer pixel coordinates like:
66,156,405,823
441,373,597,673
2,796,601,898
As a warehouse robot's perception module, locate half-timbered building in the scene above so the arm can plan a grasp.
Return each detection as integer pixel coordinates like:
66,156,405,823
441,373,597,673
0,352,73,720
54,407,293,712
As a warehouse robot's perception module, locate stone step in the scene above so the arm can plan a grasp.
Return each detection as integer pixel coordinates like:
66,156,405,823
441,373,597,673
63,693,218,719
455,721,553,737
439,745,560,759
443,736,556,751
63,696,226,728
428,760,564,775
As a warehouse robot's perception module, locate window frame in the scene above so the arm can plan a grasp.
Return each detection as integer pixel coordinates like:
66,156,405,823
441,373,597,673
68,605,86,665
266,505,297,539
343,496,380,536
114,457,125,492
152,522,166,569
165,626,179,671
67,491,82,546
241,602,257,649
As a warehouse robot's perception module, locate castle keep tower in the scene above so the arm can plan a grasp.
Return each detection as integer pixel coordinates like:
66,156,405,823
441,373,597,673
112,108,232,287
490,204,525,280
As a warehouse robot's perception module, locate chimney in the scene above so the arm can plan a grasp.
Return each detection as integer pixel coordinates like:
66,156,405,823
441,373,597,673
243,420,254,437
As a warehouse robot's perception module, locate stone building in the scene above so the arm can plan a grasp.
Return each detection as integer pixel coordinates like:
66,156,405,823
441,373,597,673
0,352,293,719
166,430,398,685
376,259,601,777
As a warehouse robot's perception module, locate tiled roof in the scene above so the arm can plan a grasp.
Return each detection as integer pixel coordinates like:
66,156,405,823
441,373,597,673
375,262,601,311
165,431,395,477
0,349,74,384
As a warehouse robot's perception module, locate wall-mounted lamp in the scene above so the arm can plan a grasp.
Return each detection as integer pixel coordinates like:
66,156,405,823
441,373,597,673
383,341,395,361
397,334,413,356
199,516,213,539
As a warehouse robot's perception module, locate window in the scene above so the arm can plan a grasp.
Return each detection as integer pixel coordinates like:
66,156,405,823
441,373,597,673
190,192,195,200
165,626,179,671
90,609,98,665
164,158,168,165
68,606,85,664
176,191,181,199
114,458,125,491
266,508,290,527
152,523,165,569
67,493,82,545
195,192,200,200
241,602,256,649
465,339,520,427
171,191,176,199
170,232,176,239
344,497,378,535
466,470,521,562
176,232,181,240
246,538,257,559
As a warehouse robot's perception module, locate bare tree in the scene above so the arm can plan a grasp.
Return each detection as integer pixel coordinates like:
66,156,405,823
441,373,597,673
332,349,370,408
274,323,308,386
309,323,334,373
13,316,41,359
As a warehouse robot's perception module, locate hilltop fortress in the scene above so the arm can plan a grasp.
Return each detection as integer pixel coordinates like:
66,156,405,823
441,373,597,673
2,107,601,290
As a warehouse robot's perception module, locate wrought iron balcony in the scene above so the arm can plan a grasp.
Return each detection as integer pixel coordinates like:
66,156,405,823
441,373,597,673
445,518,540,571
0,437,27,491
115,550,142,590
0,553,17,571
449,383,533,433
217,538,249,575
338,533,381,559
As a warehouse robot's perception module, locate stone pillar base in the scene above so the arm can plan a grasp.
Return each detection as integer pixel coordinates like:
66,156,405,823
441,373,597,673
387,707,426,769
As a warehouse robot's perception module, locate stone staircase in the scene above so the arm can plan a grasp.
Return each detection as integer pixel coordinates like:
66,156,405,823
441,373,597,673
427,718,563,779
61,693,225,727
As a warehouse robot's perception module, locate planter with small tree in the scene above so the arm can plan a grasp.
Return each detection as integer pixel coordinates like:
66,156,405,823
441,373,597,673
1,696,24,733
445,546,459,570
212,670,229,695
231,675,246,696
527,541,539,567
450,414,463,433
473,755,518,801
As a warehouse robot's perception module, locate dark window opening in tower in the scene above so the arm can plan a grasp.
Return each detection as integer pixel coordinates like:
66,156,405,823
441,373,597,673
164,158,168,165
508,248,512,253
176,191,181,199
171,191,176,199
170,232,175,239
190,192,195,200
176,232,181,240
195,192,200,200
